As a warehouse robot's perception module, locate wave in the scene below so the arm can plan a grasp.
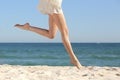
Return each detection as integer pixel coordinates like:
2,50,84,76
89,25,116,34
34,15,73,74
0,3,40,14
91,55,120,60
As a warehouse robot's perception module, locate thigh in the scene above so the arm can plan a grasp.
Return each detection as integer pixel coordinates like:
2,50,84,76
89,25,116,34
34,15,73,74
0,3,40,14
52,13,68,35
49,14,58,35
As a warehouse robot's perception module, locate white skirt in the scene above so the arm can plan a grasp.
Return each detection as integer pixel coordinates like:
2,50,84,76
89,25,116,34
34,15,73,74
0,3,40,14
38,0,63,14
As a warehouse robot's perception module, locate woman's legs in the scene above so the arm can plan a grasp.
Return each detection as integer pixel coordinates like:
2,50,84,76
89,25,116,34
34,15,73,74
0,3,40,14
15,14,58,39
15,13,82,69
52,13,82,69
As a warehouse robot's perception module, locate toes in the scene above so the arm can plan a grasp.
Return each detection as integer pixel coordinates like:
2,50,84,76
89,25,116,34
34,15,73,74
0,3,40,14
15,24,20,26
15,24,23,27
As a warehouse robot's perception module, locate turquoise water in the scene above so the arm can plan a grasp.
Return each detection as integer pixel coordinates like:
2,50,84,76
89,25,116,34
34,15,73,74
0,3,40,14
0,43,120,67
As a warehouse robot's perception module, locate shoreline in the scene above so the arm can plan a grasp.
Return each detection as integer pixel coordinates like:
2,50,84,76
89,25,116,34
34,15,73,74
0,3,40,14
0,65,120,80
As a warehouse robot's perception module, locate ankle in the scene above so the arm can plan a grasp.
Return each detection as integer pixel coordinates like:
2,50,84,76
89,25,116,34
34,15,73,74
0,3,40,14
28,26,32,31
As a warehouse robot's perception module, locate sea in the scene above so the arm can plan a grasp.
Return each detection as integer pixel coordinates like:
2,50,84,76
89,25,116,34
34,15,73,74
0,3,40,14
0,43,120,67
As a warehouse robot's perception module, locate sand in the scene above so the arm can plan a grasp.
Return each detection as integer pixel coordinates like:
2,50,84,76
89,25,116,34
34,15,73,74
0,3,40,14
0,65,120,80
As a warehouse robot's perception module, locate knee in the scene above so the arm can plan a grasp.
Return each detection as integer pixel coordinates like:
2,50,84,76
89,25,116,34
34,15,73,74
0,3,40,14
48,35,55,39
62,29,69,37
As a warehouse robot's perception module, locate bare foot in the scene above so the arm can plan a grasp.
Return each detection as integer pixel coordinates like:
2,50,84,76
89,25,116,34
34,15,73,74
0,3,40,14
15,23,30,30
71,59,82,69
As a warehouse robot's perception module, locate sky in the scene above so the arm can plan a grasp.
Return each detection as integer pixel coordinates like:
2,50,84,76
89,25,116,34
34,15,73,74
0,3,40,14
0,0,120,43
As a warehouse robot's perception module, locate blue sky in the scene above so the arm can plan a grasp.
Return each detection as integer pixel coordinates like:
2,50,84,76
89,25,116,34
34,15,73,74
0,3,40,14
0,0,120,43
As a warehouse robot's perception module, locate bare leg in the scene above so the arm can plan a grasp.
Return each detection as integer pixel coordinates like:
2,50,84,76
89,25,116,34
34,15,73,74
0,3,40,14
53,13,82,69
15,14,82,69
15,14,58,39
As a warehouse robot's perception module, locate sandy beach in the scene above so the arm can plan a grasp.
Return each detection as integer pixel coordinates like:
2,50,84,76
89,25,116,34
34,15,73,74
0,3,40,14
0,65,120,80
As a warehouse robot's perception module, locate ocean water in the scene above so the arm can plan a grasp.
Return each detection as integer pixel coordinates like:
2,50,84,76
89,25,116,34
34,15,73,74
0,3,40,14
0,43,120,67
